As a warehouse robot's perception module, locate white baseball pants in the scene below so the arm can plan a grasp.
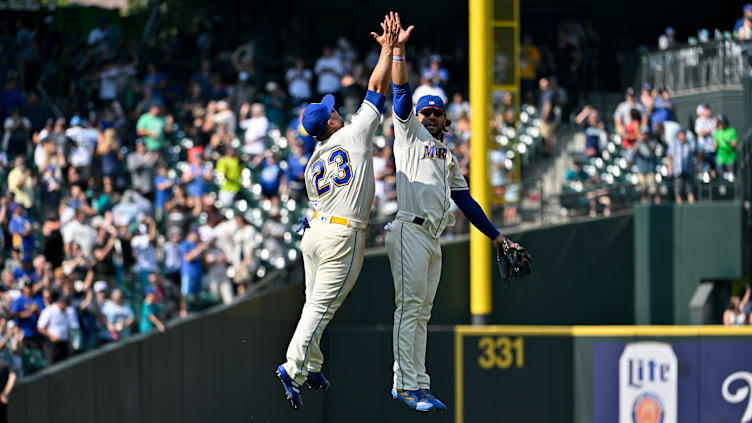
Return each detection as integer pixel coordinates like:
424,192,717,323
385,219,442,391
282,220,365,385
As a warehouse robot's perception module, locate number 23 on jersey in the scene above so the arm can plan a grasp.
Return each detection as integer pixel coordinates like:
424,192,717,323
311,148,353,197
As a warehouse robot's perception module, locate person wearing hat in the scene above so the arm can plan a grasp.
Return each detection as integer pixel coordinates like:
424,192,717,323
695,104,717,177
139,286,165,334
385,13,517,412
275,14,398,410
714,114,738,180
613,87,646,137
737,4,752,39
10,278,42,349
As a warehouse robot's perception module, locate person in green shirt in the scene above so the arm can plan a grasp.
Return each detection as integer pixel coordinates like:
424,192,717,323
216,146,243,205
713,114,738,179
140,287,166,334
136,102,173,151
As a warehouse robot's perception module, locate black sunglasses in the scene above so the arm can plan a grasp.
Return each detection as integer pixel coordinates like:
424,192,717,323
419,108,445,118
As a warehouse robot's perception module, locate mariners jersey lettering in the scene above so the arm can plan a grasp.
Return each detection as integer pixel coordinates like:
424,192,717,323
392,112,468,237
304,100,381,223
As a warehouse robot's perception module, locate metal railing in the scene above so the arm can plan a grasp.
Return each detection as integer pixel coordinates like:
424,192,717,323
641,40,752,93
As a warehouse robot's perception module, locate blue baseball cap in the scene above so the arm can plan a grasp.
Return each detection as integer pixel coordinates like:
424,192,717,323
744,4,752,13
415,95,446,115
301,94,335,138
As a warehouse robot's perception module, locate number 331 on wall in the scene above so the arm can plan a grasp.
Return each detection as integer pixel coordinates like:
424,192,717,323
311,148,353,197
478,336,524,369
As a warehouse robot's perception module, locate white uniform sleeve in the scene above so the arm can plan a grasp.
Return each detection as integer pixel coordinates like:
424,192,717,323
392,112,426,149
449,154,469,191
346,99,381,148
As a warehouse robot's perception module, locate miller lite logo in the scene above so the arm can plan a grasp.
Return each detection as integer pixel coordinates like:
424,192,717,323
619,342,677,423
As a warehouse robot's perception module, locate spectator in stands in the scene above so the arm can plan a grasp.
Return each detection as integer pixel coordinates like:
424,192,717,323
62,209,96,258
230,213,257,294
714,114,738,181
139,287,166,334
239,102,268,158
0,317,24,379
285,142,309,203
412,74,448,106
258,151,284,203
613,88,645,137
136,102,173,152
538,77,561,156
422,54,449,87
204,238,232,305
37,290,76,364
565,158,589,183
127,139,158,198
263,81,289,128
6,156,34,209
2,108,30,163
262,208,286,268
101,288,134,341
286,59,313,103
649,87,674,132
622,109,642,150
667,129,697,204
633,128,660,204
10,279,41,349
639,83,653,112
180,229,206,301
575,105,607,158
216,146,242,206
130,215,158,286
314,47,345,97
723,286,749,326
694,104,717,178
154,163,174,221
447,93,471,123
739,6,752,40
735,4,752,32
8,205,35,256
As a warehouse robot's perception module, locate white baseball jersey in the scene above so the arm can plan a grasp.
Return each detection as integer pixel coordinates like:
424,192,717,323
304,100,381,223
392,111,469,237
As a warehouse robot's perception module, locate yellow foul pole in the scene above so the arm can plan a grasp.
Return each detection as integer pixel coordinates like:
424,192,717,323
469,0,491,325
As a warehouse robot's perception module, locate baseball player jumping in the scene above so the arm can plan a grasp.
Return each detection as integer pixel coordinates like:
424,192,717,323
275,15,399,409
386,12,508,412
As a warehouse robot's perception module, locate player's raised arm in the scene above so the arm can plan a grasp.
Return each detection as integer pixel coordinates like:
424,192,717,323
368,13,399,95
391,12,414,122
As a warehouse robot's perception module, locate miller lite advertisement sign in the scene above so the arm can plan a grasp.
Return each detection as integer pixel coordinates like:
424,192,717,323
618,342,677,423
594,340,752,422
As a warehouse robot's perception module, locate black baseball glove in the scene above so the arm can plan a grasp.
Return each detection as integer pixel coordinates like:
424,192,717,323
496,238,532,285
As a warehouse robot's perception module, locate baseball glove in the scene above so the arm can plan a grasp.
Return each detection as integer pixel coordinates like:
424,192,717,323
496,238,532,285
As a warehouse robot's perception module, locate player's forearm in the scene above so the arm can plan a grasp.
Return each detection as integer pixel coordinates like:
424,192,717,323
451,190,501,240
392,44,408,85
368,45,393,95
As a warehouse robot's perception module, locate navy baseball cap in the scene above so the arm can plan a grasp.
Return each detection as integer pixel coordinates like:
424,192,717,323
415,95,446,115
301,94,335,138
744,4,752,13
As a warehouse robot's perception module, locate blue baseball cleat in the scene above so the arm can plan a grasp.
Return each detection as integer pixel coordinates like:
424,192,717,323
391,388,434,412
305,371,330,390
276,365,303,409
420,389,447,412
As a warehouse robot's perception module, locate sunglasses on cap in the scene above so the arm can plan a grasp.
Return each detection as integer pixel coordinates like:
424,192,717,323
419,108,445,118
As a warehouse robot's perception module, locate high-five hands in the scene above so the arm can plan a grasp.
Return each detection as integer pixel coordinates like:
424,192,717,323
392,12,414,46
370,12,400,49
